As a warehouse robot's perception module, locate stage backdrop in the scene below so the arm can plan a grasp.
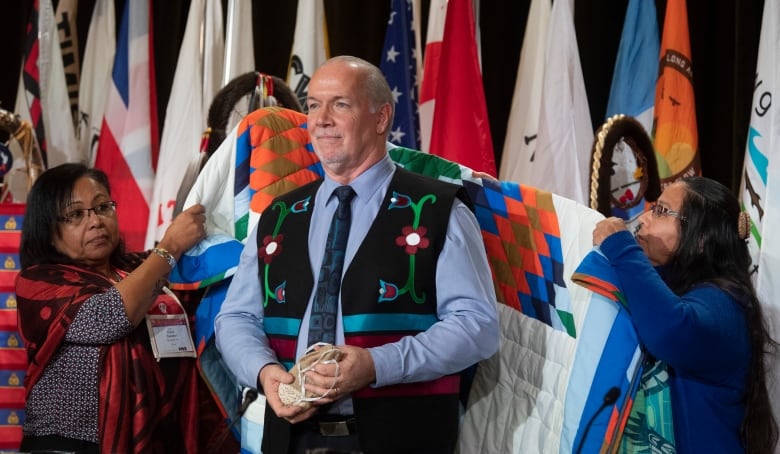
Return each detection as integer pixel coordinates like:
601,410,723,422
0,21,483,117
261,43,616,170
0,0,763,193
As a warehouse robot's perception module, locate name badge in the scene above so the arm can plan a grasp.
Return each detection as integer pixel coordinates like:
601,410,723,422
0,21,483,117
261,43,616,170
145,287,197,360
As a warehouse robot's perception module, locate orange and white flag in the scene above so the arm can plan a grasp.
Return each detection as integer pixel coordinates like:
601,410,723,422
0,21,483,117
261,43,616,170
652,0,699,187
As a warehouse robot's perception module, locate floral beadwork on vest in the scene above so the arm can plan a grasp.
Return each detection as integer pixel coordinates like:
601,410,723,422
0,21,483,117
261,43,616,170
258,196,312,306
379,191,437,304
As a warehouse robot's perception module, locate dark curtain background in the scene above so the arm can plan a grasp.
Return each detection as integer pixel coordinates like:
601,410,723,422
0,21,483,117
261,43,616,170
0,0,764,193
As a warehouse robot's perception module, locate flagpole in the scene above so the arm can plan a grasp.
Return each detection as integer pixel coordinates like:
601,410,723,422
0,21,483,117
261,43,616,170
412,0,423,91
222,0,237,87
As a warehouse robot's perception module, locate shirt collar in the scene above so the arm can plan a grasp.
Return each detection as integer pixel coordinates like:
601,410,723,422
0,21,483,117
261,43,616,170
321,154,395,204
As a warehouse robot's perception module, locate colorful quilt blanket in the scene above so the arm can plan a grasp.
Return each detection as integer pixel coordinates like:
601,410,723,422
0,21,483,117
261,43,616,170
570,249,675,453
178,106,655,453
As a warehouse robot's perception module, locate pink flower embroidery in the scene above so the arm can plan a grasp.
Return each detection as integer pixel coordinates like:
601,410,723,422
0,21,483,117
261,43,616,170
258,234,283,264
396,226,429,255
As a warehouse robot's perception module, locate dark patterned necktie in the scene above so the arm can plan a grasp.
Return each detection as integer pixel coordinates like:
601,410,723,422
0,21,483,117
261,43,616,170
307,185,356,346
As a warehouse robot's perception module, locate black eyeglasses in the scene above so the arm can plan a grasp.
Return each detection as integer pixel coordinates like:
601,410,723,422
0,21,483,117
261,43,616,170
58,201,117,225
648,203,686,222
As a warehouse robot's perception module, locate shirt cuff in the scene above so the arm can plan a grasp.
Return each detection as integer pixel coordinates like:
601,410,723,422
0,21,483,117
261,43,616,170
368,343,404,388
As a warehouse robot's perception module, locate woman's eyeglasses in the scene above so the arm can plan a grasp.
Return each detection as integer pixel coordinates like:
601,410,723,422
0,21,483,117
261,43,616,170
58,201,117,225
649,203,686,222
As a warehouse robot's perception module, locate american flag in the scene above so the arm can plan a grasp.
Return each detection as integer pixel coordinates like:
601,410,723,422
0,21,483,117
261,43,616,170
380,0,420,150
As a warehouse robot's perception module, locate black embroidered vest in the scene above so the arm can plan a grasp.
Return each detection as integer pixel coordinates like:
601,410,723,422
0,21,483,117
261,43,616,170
258,167,468,453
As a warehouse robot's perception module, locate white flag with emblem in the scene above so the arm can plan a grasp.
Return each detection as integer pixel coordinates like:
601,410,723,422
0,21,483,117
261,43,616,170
499,0,550,183
287,0,329,110
739,0,780,432
533,0,593,204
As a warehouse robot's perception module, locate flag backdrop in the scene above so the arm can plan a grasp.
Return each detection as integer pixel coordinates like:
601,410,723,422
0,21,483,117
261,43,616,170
94,0,158,252
427,0,496,176
173,0,225,220
78,0,115,166
602,0,659,225
223,0,253,87
604,0,658,133
203,0,224,105
418,0,446,153
739,0,780,431
15,0,46,163
37,0,80,166
533,0,593,204
499,0,551,183
145,0,210,249
652,0,699,186
15,0,80,168
410,0,424,103
380,0,420,150
221,0,254,136
54,0,80,129
287,0,329,110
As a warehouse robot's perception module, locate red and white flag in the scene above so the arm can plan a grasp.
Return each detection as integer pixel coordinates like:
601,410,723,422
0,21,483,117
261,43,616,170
418,0,447,153
421,0,496,175
94,0,158,252
77,0,115,165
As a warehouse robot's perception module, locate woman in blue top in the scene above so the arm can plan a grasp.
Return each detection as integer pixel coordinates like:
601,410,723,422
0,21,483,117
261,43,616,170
592,176,777,453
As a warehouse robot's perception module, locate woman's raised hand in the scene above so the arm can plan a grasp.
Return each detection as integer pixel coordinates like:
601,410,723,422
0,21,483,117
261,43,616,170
158,204,207,259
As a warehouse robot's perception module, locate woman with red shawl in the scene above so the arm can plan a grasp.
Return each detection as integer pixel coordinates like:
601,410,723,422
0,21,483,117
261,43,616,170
15,163,207,453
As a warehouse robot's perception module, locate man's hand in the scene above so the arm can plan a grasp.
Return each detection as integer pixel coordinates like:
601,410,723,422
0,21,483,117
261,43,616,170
258,363,318,423
303,345,376,403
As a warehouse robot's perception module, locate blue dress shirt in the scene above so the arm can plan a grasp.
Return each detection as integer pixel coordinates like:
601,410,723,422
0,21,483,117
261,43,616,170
215,154,499,411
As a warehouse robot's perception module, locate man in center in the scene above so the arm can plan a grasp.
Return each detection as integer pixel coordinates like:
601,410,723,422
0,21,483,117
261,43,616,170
215,55,499,454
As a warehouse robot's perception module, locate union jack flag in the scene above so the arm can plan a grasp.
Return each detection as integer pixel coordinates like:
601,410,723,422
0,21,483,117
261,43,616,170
93,0,158,251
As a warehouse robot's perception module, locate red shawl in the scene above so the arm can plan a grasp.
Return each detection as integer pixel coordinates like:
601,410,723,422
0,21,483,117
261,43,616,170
15,263,199,453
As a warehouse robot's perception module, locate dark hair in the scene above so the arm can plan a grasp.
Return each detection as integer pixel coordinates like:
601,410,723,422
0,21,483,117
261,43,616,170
19,163,131,270
668,176,777,453
204,72,302,159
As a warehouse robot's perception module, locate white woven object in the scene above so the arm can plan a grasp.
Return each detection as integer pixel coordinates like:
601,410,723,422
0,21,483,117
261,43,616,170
278,343,343,408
